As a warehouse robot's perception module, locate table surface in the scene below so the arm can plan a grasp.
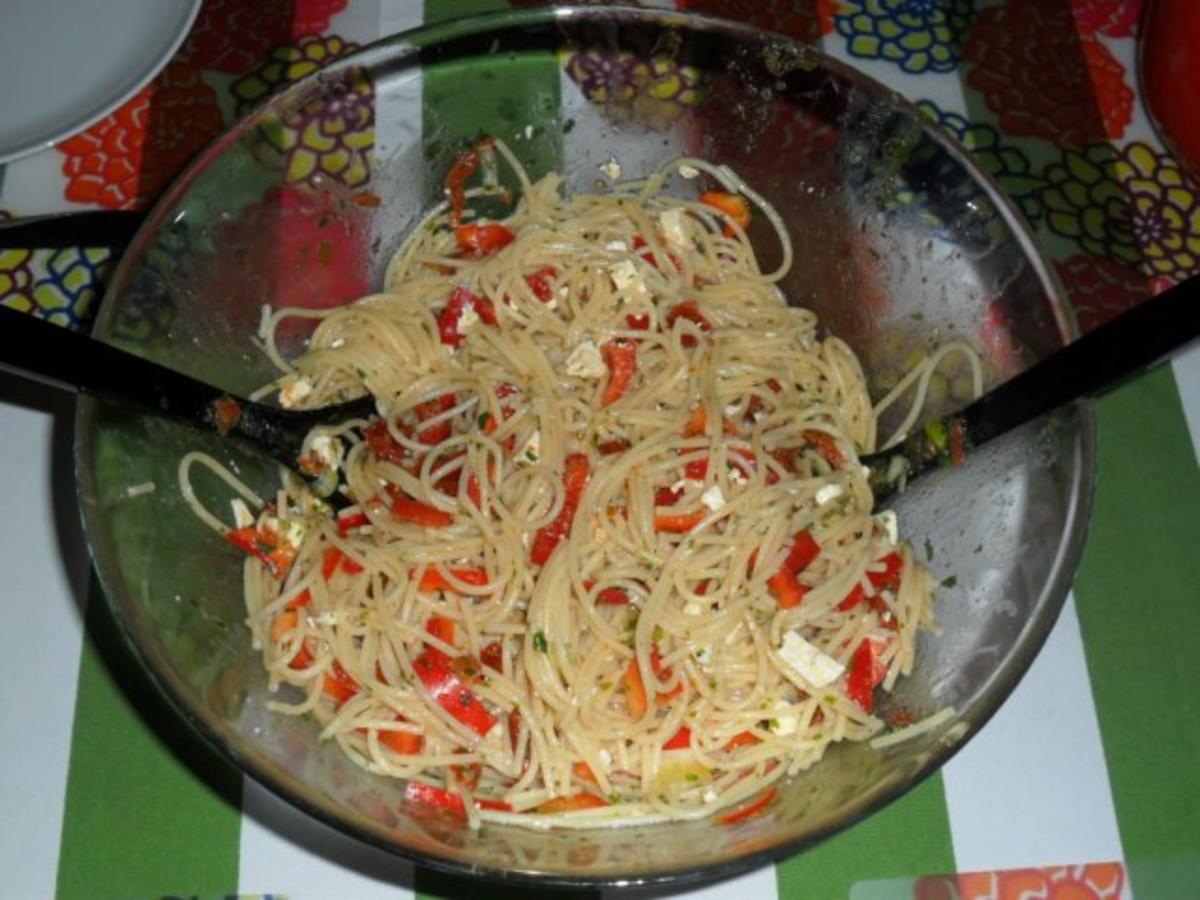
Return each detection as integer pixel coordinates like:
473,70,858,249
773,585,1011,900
1,2,1198,898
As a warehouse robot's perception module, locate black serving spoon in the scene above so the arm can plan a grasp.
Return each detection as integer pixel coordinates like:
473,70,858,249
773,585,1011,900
863,272,1200,503
2,211,1198,507
0,303,375,507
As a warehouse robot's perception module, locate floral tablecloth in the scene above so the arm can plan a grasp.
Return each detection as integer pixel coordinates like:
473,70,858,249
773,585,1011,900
1,1,1197,898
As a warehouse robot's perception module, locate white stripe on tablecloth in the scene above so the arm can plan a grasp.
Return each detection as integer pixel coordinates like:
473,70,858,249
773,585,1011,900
1171,341,1200,463
0,145,78,217
238,779,416,899
0,395,90,898
941,593,1126,874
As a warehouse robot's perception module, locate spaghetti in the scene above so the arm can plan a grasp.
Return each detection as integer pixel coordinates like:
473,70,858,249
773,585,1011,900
183,140,953,828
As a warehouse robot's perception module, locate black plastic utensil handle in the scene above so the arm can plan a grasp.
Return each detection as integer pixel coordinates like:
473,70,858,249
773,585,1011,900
962,273,1199,446
0,303,229,424
0,210,145,251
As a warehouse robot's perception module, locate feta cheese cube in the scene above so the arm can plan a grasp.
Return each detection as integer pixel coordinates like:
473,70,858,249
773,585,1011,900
814,483,843,506
727,465,748,486
517,430,541,464
659,208,690,248
700,484,726,512
610,259,646,295
599,157,622,180
874,509,899,545
278,375,313,408
597,748,613,766
678,164,700,179
684,602,703,616
565,340,608,379
309,434,343,470
777,631,845,687
457,302,480,331
230,498,255,529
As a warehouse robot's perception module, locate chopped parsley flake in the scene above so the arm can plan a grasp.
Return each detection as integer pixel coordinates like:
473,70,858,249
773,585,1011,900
941,575,958,588
532,631,549,653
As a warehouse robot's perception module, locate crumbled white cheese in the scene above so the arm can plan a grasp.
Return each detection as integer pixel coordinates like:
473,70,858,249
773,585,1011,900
678,164,700,179
278,375,313,408
597,749,613,767
694,645,712,666
609,259,647,295
723,402,741,418
231,498,255,528
599,157,622,180
874,509,899,545
329,337,346,349
280,519,306,549
310,611,339,626
605,240,628,252
670,477,705,495
457,302,480,331
517,430,541,464
659,208,690,248
565,340,608,379
684,602,703,616
727,465,748,486
814,483,843,506
777,631,845,687
770,703,799,736
700,484,726,512
309,434,343,470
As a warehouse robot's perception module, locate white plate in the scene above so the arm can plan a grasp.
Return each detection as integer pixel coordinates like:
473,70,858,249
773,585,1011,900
0,0,202,164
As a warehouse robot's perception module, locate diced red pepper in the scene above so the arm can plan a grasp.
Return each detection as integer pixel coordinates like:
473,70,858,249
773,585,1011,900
418,566,489,593
573,761,598,784
625,312,651,330
623,658,648,718
717,786,778,825
525,266,557,301
681,405,737,438
414,393,457,445
443,136,491,226
662,726,691,750
391,494,453,528
437,287,497,348
949,418,967,466
405,780,466,815
379,722,423,755
321,546,364,580
322,661,360,707
225,526,294,579
451,761,483,792
654,509,707,533
838,553,903,611
700,191,752,233
412,651,497,736
599,339,637,407
632,234,681,272
784,531,821,573
845,638,887,713
362,419,407,464
654,485,683,507
426,614,456,649
476,798,514,812
803,429,846,469
456,223,515,257
652,647,684,704
597,439,631,455
530,453,590,565
683,456,708,481
666,300,713,348
768,567,809,609
536,793,609,813
481,641,504,672
285,589,312,610
724,731,760,751
336,508,371,536
595,586,631,605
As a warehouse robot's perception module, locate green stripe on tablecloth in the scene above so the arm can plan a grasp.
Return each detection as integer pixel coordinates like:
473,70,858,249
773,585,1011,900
414,1,564,896
1072,365,1200,892
55,580,242,899
776,774,955,899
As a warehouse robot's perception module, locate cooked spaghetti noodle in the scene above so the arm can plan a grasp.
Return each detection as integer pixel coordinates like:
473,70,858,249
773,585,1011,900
183,140,956,828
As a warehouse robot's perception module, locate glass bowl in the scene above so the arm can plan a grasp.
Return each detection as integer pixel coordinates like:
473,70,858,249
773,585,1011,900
75,6,1093,889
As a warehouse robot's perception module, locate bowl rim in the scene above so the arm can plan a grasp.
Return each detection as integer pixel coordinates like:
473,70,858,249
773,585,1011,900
74,3,1096,889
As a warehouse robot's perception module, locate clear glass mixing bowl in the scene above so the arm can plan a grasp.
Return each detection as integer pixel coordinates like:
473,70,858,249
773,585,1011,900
75,6,1094,889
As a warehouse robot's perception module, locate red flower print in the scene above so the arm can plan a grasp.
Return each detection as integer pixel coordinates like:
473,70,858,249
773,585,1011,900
179,0,349,73
1055,253,1150,333
57,63,223,210
1072,0,1143,37
915,862,1126,900
676,0,837,43
964,1,1133,146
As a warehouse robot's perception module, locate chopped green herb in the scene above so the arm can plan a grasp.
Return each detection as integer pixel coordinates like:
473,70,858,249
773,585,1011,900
652,626,665,643
354,367,368,380
477,412,490,428
608,793,621,804
533,631,549,653
525,450,538,462
599,681,613,691
685,773,699,782
564,117,576,134
924,538,934,561
941,575,958,588
768,718,780,730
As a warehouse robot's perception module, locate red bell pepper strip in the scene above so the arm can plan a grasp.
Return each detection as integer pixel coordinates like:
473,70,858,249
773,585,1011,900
391,494,453,528
322,546,364,580
784,531,821,572
412,651,497,736
225,526,295,579
426,614,456,649
379,722,423,754
536,793,609,813
700,191,751,233
456,223,515,257
599,339,637,407
597,439,631,455
623,658,648,718
404,780,510,815
625,312,651,330
525,266,557,301
717,786,778,825
845,638,888,713
322,661,360,707
417,566,489,593
573,761,598,784
336,508,372,535
662,725,692,750
767,568,809,609
803,429,846,469
285,589,311,610
530,453,590,565
654,509,707,533
723,730,760,751
443,136,491,226
838,553,903,611
414,393,457,445
481,641,504,672
596,587,631,606
362,419,408,464
437,286,497,348
665,300,713,348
